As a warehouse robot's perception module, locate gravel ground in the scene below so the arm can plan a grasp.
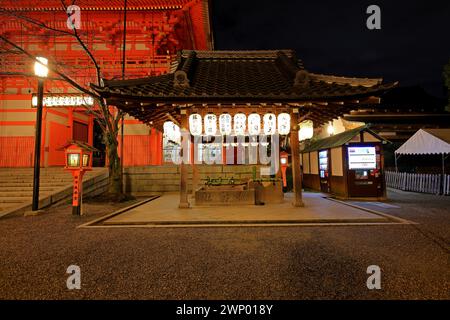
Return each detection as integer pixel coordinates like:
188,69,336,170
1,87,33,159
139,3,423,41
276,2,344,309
0,190,449,300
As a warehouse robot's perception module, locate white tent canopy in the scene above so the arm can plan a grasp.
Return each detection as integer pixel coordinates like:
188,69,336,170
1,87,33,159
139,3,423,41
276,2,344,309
395,129,450,155
394,129,450,175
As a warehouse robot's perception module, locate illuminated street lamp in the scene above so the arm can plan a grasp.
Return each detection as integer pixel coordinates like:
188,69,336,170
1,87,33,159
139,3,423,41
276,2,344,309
61,141,96,216
280,151,289,187
31,57,48,211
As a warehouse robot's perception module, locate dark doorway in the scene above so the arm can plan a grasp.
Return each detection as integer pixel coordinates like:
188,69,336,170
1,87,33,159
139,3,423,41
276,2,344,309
73,121,88,142
93,120,106,167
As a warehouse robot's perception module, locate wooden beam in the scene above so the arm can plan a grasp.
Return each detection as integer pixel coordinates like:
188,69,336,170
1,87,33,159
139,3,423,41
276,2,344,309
165,112,180,126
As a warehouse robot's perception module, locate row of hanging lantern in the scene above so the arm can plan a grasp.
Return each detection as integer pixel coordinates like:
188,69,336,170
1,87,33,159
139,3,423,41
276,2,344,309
165,114,314,143
189,113,292,136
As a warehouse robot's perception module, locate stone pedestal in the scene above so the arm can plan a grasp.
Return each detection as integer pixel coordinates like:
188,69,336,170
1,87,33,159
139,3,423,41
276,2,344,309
195,184,255,206
251,180,284,204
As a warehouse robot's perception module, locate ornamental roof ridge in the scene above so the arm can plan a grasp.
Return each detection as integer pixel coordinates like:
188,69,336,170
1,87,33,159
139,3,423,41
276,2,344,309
1,0,190,11
179,49,298,60
308,73,383,87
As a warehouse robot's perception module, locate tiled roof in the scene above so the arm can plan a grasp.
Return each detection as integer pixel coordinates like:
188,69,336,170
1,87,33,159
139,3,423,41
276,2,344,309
92,50,397,102
0,0,190,11
301,125,389,153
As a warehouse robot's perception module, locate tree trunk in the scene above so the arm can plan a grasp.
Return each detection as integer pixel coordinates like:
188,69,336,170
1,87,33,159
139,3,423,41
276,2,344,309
105,131,123,198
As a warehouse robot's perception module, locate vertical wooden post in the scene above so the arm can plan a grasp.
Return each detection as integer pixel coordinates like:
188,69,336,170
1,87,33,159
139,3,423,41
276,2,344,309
290,110,304,207
191,136,200,195
179,109,190,208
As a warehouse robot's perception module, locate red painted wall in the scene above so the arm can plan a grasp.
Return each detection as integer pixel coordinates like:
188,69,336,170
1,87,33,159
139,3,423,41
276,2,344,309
118,129,163,166
47,122,69,166
0,137,35,167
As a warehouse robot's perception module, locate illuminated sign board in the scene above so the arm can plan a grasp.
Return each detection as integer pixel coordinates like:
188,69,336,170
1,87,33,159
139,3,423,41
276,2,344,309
348,146,376,169
32,94,94,107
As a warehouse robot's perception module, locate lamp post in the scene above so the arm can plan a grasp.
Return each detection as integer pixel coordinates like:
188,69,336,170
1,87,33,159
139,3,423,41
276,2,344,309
32,57,48,211
63,142,94,216
280,151,289,187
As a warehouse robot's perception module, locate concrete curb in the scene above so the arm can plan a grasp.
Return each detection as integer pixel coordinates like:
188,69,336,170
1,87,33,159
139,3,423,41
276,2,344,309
81,221,413,229
79,193,415,229
324,197,416,224
77,195,160,228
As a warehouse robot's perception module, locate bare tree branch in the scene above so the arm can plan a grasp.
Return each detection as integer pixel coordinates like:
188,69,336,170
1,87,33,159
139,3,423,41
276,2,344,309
0,34,102,100
0,8,79,37
1,1,126,196
60,0,102,85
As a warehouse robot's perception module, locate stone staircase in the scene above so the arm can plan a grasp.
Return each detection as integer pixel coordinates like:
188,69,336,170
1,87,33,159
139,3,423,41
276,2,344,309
0,167,108,218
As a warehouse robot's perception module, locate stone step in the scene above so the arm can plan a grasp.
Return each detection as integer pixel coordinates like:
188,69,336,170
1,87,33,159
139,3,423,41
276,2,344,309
0,173,69,178
0,182,70,188
0,171,99,177
0,186,57,192
0,177,72,182
0,196,35,203
0,203,20,210
0,168,108,218
0,191,52,197
0,205,24,213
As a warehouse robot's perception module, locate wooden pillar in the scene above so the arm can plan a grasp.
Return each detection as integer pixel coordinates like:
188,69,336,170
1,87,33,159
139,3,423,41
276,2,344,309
191,137,200,195
290,110,304,207
179,109,190,208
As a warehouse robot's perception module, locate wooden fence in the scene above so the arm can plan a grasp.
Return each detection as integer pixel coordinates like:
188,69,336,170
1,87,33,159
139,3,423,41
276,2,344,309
385,171,450,195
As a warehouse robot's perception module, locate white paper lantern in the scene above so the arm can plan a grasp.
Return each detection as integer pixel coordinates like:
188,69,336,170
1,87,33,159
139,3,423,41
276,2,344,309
277,113,290,135
163,121,173,138
172,124,181,143
248,113,261,135
163,121,180,143
204,114,217,135
219,113,232,135
299,120,314,141
189,113,202,136
327,121,335,136
234,113,246,135
263,113,276,135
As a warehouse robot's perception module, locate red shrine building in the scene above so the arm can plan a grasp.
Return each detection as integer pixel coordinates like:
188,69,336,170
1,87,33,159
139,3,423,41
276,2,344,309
0,0,213,167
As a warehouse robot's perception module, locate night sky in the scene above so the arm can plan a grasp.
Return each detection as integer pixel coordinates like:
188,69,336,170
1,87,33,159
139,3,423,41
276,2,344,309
211,0,450,98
